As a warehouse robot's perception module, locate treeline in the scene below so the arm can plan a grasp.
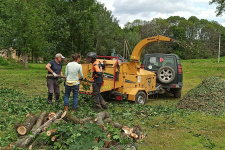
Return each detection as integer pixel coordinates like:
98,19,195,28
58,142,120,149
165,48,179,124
125,17,225,59
0,0,225,68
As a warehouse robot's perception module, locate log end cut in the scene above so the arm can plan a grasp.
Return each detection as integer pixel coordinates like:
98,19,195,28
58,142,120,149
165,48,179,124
17,126,27,135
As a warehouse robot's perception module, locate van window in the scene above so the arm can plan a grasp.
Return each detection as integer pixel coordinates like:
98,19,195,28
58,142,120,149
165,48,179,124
162,57,174,67
147,56,175,70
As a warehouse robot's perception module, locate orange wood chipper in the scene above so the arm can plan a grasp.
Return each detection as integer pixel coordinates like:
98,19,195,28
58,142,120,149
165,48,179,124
79,35,171,104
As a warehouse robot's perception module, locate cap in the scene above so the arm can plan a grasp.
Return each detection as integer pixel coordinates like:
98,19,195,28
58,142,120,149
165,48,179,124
55,53,65,59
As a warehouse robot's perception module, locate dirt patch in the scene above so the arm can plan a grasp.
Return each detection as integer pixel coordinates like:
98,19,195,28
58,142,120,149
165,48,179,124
177,76,225,115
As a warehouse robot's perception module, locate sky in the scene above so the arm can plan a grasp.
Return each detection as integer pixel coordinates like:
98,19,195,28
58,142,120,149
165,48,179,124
97,0,225,28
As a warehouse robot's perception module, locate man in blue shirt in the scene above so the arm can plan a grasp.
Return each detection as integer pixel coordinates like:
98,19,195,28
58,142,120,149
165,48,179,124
46,53,65,104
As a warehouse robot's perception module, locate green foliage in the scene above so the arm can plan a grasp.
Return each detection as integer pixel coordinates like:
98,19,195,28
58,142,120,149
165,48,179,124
0,57,9,66
39,122,109,150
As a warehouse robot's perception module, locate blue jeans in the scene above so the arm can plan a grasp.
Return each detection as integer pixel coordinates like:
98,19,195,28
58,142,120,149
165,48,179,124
64,84,80,109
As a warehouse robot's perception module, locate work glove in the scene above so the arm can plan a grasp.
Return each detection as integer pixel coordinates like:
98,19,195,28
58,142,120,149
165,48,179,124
53,72,57,77
79,77,83,81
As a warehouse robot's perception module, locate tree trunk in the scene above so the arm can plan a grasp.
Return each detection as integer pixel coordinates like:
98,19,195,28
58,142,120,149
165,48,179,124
24,50,28,69
17,114,38,136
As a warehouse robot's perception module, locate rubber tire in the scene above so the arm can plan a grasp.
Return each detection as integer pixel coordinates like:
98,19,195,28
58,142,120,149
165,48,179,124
174,89,181,98
135,91,147,105
157,66,175,84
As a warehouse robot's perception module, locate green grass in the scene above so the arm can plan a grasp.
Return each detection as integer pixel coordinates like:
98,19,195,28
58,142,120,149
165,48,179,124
1,57,225,149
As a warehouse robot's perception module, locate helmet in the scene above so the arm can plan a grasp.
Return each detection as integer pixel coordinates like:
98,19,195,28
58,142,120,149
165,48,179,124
86,52,97,59
86,52,97,63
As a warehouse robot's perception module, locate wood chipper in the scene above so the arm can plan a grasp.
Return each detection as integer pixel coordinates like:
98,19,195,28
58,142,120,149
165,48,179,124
79,35,171,104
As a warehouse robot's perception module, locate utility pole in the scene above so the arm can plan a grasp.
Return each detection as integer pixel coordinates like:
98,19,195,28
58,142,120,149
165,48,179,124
218,32,221,63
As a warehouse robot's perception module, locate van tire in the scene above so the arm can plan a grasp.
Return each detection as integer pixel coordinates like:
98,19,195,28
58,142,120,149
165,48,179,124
135,91,146,105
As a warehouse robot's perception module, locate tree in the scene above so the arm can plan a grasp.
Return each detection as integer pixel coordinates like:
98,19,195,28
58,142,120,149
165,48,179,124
92,3,123,56
0,0,49,69
210,0,225,16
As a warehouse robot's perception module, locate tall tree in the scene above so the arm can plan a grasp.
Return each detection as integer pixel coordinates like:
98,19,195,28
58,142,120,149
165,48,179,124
210,0,225,16
0,0,48,69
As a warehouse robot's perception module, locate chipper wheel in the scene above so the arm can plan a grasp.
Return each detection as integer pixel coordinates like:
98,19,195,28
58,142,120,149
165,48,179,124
135,91,147,105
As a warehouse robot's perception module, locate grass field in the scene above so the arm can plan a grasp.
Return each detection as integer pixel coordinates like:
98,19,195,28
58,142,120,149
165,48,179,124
1,57,225,149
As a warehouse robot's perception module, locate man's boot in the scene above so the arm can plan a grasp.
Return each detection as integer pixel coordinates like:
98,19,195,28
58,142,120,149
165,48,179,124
47,93,53,104
55,93,60,103
94,99,102,110
64,106,68,111
100,95,108,109
95,103,102,110
101,100,108,109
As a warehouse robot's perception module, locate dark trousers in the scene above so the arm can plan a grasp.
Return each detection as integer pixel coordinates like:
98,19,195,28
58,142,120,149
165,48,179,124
47,78,60,104
92,83,104,104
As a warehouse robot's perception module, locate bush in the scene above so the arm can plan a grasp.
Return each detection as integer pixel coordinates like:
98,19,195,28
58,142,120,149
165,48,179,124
0,57,9,66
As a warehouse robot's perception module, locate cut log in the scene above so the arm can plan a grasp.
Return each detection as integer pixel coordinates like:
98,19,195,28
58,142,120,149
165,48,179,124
31,111,47,132
94,111,109,125
63,112,81,124
102,139,112,148
95,137,99,143
104,118,112,124
113,122,123,129
80,117,92,124
94,111,109,131
51,135,57,142
139,134,145,140
107,133,111,139
17,114,38,135
122,126,133,135
19,110,63,148
28,132,45,150
48,112,56,120
10,135,29,147
60,111,67,119
42,126,48,132
46,129,56,136
130,133,138,139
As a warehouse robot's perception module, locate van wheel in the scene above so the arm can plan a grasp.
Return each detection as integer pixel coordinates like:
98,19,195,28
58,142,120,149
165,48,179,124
174,89,181,98
157,66,175,84
135,91,146,105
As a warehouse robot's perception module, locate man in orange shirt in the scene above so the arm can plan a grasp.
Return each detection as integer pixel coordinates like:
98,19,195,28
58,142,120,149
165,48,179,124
86,52,108,110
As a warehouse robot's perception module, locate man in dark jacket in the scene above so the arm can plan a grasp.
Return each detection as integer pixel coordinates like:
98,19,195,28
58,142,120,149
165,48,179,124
46,53,65,104
86,52,108,109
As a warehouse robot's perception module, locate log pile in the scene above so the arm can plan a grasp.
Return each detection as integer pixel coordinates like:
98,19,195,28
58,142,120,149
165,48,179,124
7,110,146,149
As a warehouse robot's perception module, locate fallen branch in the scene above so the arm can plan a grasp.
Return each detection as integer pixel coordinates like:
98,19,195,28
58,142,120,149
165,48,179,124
63,112,92,124
31,111,47,132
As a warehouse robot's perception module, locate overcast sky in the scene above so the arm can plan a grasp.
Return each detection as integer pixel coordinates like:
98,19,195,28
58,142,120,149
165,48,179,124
97,0,225,28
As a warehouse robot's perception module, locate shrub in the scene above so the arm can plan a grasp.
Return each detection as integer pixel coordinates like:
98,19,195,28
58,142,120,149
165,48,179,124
0,57,9,66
